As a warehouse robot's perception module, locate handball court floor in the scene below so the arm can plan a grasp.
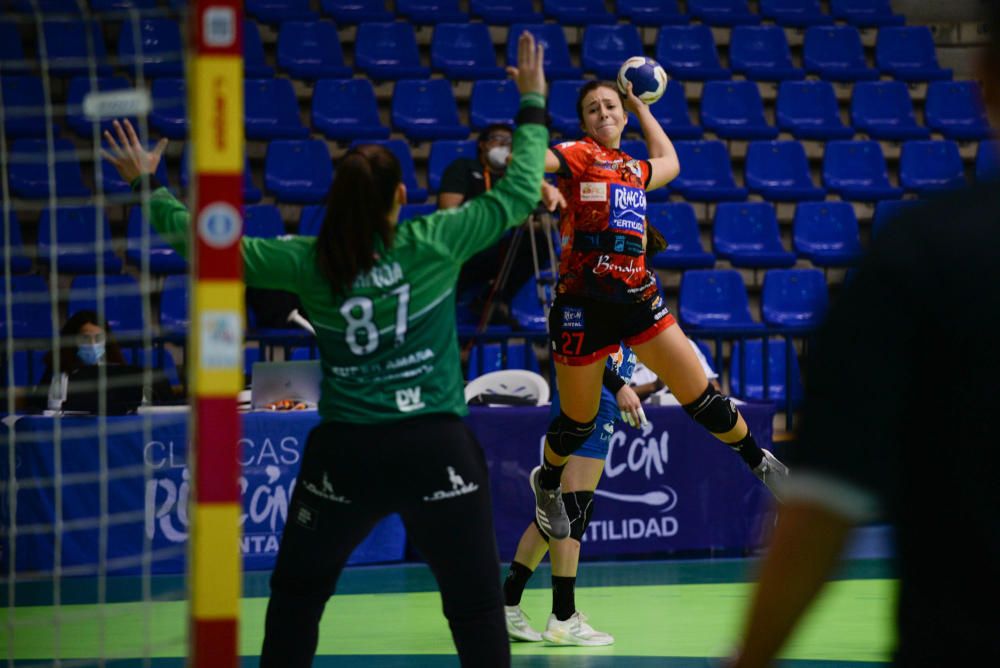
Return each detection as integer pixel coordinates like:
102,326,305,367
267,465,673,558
4,554,895,667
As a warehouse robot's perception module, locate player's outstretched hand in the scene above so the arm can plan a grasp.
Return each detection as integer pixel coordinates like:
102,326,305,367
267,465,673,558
622,82,646,115
506,31,546,97
616,384,647,428
100,118,168,184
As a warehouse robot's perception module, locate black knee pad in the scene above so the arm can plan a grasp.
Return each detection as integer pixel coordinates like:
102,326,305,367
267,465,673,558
683,384,739,434
545,412,597,457
564,491,594,542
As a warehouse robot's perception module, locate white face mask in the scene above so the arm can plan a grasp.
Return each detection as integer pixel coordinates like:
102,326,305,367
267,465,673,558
486,145,511,171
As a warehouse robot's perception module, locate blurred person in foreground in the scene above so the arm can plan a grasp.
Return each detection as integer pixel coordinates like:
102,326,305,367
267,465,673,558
730,9,1000,666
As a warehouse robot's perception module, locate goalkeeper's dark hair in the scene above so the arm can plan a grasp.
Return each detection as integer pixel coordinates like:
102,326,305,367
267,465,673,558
576,80,625,124
316,145,402,296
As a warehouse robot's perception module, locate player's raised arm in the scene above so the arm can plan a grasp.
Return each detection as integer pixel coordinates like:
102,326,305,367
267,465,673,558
622,82,680,191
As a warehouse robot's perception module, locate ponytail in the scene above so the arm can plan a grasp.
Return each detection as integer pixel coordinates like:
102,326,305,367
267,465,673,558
315,145,402,296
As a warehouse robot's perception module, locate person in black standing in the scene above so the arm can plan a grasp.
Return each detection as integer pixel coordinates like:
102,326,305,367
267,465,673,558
730,6,1000,665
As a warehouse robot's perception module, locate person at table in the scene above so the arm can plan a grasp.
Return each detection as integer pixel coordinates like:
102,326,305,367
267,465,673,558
101,32,550,668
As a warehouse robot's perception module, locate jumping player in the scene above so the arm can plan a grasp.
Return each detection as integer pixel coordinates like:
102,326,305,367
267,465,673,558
531,81,788,539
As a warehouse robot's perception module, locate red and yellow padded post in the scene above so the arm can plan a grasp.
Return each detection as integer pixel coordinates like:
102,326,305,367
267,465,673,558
188,3,244,666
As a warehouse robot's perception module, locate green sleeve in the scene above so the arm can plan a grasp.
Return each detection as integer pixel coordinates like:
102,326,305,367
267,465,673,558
402,95,548,264
145,187,312,291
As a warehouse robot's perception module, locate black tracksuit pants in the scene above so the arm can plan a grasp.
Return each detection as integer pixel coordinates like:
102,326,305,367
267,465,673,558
260,414,509,667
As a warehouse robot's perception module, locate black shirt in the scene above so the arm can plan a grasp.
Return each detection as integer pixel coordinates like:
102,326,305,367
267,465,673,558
439,157,504,202
789,181,1000,665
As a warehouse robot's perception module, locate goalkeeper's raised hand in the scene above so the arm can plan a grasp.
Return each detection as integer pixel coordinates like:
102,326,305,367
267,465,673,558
100,118,168,185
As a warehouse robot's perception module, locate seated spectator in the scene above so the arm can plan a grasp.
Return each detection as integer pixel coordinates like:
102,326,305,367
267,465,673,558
438,123,555,324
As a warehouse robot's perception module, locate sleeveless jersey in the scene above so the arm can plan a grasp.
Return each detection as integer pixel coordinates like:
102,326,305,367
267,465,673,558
550,137,658,303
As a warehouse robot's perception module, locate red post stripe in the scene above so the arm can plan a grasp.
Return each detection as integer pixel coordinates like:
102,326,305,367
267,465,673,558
195,396,241,503
191,0,243,57
192,618,239,668
194,174,244,281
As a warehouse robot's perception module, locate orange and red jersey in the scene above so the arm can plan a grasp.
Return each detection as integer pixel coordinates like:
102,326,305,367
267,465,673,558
551,137,658,303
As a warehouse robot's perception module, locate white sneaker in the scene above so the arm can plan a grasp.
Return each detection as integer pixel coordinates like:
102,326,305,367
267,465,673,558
505,605,543,642
542,611,614,646
753,448,789,500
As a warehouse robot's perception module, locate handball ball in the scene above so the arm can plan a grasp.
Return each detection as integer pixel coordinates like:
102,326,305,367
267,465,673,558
617,56,668,105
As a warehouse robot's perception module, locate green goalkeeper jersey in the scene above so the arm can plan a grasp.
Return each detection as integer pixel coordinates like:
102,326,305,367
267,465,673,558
146,95,548,424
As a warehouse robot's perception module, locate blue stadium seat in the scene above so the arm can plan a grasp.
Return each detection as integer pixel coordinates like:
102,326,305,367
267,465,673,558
871,199,922,238
728,26,804,81
312,79,390,142
428,139,478,193
830,0,904,28
582,25,644,80
469,79,519,131
776,81,854,140
506,24,582,79
244,205,286,238
126,206,187,275
761,268,828,330
42,20,111,76
431,23,505,81
729,338,804,406
792,201,862,266
822,140,903,201
648,82,703,140
671,141,748,202
1,76,46,138
713,202,796,269
37,206,122,274
899,140,966,195
679,269,762,330
0,21,25,69
321,0,393,24
506,342,542,373
264,140,334,203
687,0,759,26
544,0,616,25
66,76,134,136
616,0,687,27
656,25,730,81
0,275,53,339
298,205,326,236
100,146,170,195
549,80,589,137
392,79,469,141
759,0,831,28
850,81,929,141
121,346,181,388
397,0,467,23
9,138,90,199
399,204,437,220
470,0,543,25
150,78,187,139
117,18,184,77
159,274,189,332
277,21,352,80
803,26,879,82
1,212,33,274
466,343,504,380
976,140,1000,181
700,81,777,140
646,202,715,270
876,27,952,82
10,1,84,14
244,19,276,78
246,0,318,23
350,138,429,203
68,274,146,337
745,141,825,202
925,82,992,141
245,78,310,140
355,22,432,81
510,271,554,332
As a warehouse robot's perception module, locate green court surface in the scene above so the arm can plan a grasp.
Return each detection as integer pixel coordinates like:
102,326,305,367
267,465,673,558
2,559,895,666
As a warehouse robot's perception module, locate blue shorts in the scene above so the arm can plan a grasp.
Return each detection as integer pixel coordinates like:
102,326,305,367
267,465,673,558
550,388,619,461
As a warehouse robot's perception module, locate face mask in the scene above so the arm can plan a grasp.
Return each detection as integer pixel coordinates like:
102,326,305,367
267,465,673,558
78,342,105,366
486,145,511,171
